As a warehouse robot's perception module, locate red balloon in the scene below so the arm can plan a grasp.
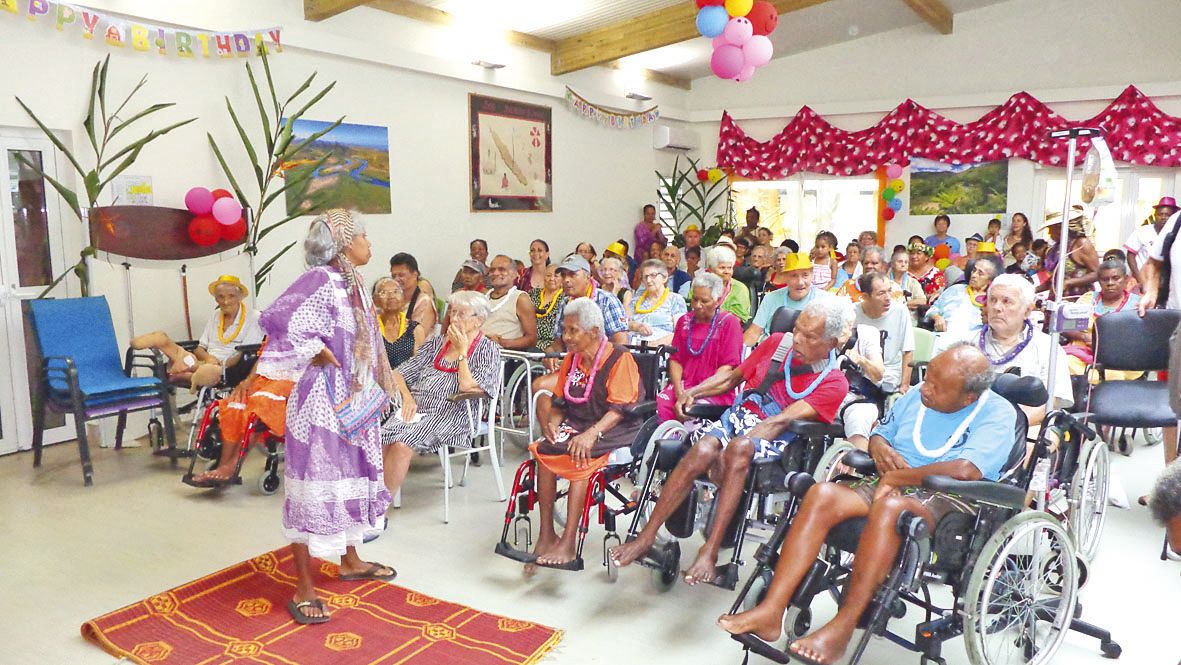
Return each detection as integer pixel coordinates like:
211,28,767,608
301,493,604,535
747,1,778,35
933,243,951,260
882,208,895,221
188,214,220,246
697,0,725,6
210,188,234,201
696,168,710,182
220,216,247,242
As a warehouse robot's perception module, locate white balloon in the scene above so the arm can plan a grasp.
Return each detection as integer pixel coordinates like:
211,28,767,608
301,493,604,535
742,35,773,67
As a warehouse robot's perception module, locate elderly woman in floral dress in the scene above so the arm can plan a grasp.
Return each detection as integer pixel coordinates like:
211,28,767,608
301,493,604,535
627,258,688,345
381,290,502,494
262,209,395,625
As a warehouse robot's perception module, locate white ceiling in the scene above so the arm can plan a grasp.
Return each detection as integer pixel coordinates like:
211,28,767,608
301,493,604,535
408,0,1011,81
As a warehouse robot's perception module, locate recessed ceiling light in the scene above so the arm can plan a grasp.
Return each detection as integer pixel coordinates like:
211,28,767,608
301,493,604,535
472,60,505,69
626,92,653,101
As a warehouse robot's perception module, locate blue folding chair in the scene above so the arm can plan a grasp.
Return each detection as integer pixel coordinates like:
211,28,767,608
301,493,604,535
27,297,178,486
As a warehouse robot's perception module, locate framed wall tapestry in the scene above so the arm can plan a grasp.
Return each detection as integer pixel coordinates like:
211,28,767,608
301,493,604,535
469,94,552,212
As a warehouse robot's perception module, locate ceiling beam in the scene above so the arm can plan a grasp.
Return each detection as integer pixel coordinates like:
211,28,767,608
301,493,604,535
900,0,953,34
304,0,372,22
367,0,691,89
550,0,828,76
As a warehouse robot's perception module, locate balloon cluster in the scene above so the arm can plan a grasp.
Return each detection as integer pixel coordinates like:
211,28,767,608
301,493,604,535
880,163,905,221
932,244,951,270
696,166,726,183
695,0,779,82
184,186,246,247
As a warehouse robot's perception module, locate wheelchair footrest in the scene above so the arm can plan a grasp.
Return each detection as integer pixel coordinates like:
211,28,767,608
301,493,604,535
708,562,740,591
180,473,242,488
494,540,537,564
915,615,961,654
730,634,790,664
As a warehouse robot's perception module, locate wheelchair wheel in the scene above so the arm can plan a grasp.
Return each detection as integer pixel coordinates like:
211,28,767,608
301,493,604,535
147,419,164,450
1068,437,1109,563
649,540,680,592
501,363,544,450
782,606,812,645
964,511,1078,665
813,440,858,483
196,413,222,461
742,568,773,612
258,472,281,495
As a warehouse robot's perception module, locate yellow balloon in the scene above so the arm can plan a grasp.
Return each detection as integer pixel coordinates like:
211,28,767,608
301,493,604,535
724,0,754,17
889,178,905,193
707,168,724,184
935,258,950,270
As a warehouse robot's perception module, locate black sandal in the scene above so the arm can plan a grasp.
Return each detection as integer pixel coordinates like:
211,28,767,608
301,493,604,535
339,562,397,581
288,599,330,625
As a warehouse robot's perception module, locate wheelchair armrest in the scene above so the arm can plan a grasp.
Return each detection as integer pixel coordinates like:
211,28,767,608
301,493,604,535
921,475,1027,509
843,450,878,476
446,389,490,403
785,470,816,498
787,419,844,438
624,400,657,418
178,340,201,352
234,342,263,354
686,403,728,420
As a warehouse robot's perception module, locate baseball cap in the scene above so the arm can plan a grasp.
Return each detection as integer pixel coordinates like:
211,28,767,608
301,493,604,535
461,260,486,274
556,255,591,274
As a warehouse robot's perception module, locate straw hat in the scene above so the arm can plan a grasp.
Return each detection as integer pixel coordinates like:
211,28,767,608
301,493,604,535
208,274,248,297
1040,205,1090,235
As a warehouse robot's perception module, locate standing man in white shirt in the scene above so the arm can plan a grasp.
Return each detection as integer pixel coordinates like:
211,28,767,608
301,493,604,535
1125,196,1178,289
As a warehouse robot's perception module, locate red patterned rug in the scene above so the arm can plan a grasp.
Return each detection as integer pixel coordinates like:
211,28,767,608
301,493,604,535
82,548,562,664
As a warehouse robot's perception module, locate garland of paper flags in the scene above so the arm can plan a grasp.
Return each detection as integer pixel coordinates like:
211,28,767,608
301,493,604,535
694,0,779,82
565,87,660,129
717,85,1181,179
184,187,247,246
0,0,283,58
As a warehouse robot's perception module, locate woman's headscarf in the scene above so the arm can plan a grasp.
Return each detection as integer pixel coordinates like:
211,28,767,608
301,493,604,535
319,209,397,397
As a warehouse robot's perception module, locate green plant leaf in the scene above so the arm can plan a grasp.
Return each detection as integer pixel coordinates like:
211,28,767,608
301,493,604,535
225,99,265,189
289,81,336,122
108,102,174,140
245,63,274,155
284,72,317,108
82,60,101,158
108,74,148,127
97,55,110,129
14,152,82,221
259,48,282,118
83,171,101,205
97,146,144,192
274,117,294,157
255,241,296,290
260,154,325,212
207,133,248,208
99,117,196,171
278,116,342,162
257,210,308,240
14,97,86,177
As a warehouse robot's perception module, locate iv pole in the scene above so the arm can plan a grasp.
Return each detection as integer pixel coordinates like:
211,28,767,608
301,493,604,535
1044,126,1103,411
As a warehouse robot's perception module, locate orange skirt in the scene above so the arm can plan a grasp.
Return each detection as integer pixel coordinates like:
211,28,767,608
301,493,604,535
528,440,609,482
217,377,295,445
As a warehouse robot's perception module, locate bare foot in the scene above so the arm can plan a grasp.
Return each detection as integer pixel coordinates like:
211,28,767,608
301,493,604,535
682,546,719,585
526,532,560,575
789,621,855,665
536,539,578,566
608,535,654,567
192,466,234,483
716,607,783,642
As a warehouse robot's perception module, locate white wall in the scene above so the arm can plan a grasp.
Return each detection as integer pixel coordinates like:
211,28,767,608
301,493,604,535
683,0,1181,249
0,0,688,348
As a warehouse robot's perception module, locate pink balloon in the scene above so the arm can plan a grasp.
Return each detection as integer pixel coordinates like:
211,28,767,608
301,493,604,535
742,34,773,67
885,164,903,179
211,196,243,226
711,44,746,79
184,187,213,216
712,35,728,49
723,17,753,46
735,64,756,82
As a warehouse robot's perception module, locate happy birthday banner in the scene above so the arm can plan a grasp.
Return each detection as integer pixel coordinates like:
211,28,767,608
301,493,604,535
565,87,660,130
0,0,282,58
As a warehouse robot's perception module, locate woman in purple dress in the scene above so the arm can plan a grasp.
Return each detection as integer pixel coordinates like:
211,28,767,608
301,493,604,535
260,209,396,625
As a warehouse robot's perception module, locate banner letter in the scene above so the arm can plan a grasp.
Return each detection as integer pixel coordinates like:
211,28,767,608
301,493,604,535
175,30,193,57
0,0,17,15
232,32,250,56
55,4,76,30
130,23,150,51
156,27,166,54
26,0,48,20
80,11,99,38
267,29,282,52
214,33,232,57
105,23,124,47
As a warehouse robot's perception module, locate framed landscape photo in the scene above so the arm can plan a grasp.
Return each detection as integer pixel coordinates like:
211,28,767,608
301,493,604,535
469,94,552,212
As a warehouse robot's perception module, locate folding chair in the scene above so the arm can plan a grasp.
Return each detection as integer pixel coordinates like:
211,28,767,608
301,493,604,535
910,327,936,385
439,388,507,523
28,297,178,486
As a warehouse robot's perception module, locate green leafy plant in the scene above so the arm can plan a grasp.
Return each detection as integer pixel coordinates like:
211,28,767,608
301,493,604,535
15,55,195,296
208,49,342,292
655,155,733,247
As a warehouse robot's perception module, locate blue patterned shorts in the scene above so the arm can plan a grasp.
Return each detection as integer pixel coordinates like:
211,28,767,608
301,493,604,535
696,393,797,461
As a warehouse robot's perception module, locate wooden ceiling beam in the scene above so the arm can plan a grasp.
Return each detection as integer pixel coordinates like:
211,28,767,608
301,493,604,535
550,0,827,76
368,0,691,89
900,0,953,34
304,0,372,22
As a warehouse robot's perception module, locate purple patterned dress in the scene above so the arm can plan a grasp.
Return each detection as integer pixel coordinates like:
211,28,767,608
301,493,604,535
259,265,391,558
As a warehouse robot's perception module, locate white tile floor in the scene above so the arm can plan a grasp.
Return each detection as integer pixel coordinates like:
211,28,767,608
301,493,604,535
3,428,1179,664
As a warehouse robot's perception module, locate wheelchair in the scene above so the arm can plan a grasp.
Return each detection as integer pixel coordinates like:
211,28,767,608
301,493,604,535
180,392,284,494
166,341,263,456
494,343,672,578
728,373,1121,665
496,349,551,451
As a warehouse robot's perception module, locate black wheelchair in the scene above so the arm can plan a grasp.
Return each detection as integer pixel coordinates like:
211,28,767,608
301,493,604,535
728,373,1121,665
621,309,892,592
494,343,672,578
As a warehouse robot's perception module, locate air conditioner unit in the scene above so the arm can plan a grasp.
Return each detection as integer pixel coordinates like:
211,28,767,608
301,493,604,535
653,123,699,152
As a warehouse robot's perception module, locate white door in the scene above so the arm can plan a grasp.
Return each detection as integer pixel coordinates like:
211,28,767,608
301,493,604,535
0,134,75,455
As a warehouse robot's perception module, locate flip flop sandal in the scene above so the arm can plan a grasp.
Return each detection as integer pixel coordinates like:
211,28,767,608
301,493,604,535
339,562,397,581
288,599,330,625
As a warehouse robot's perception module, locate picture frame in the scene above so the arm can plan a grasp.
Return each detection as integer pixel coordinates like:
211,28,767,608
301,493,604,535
469,93,552,212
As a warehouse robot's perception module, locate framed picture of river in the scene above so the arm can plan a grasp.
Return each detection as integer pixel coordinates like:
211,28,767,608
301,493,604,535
281,119,392,215
469,94,552,212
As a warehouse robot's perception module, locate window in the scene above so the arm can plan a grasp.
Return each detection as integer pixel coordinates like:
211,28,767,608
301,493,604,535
1035,167,1179,253
730,175,879,248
